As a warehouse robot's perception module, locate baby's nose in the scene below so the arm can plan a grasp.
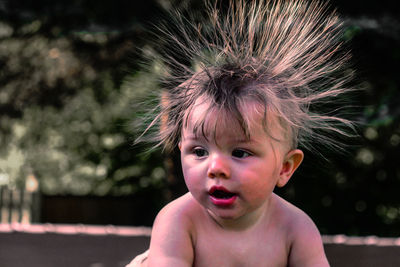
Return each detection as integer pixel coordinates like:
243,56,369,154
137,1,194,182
207,154,231,179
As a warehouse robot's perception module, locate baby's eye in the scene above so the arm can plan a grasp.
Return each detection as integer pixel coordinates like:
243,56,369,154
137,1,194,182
232,149,251,158
193,148,208,157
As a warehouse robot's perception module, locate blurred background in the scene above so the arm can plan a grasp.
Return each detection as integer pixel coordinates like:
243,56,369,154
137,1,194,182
0,0,399,238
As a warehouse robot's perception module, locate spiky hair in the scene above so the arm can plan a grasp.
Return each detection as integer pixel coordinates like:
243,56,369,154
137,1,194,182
138,0,356,154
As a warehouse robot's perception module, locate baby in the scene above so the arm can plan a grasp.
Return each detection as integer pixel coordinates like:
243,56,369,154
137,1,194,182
128,0,355,266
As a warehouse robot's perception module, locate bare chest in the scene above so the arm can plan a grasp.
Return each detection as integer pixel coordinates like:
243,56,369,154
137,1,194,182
192,228,289,267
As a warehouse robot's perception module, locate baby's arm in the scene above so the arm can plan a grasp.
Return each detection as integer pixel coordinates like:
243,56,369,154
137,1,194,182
146,197,194,267
288,211,330,267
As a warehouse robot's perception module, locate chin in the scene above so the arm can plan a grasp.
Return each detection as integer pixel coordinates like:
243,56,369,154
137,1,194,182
212,209,244,221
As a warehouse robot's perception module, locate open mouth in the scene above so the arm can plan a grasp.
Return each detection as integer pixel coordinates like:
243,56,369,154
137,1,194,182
208,186,237,203
209,186,238,207
210,189,236,199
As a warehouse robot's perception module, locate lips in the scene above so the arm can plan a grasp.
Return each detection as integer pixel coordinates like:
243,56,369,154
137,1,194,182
208,186,238,207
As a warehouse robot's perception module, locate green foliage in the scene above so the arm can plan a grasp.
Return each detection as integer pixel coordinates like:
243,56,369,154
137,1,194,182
0,16,166,196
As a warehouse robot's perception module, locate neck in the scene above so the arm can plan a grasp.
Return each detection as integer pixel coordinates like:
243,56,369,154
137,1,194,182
206,198,273,231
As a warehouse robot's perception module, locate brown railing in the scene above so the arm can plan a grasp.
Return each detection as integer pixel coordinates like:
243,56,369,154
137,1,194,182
0,224,400,267
0,186,41,224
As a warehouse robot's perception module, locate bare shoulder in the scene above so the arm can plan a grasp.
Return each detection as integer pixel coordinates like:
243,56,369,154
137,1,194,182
272,194,320,238
273,194,330,267
147,193,198,267
154,192,199,226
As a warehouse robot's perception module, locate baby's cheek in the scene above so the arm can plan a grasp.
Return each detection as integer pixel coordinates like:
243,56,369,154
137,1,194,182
183,168,203,189
242,176,275,197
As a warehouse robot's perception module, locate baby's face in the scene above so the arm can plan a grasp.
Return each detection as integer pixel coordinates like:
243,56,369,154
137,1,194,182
179,100,292,222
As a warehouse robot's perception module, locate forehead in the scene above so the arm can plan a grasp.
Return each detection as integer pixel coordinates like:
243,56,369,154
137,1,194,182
183,97,280,142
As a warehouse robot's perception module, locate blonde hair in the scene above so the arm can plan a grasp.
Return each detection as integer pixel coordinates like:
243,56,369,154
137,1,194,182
138,0,356,154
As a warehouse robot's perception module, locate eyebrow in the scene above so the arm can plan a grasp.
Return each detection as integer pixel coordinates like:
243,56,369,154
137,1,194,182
183,135,199,140
182,134,205,141
235,139,260,145
183,134,260,145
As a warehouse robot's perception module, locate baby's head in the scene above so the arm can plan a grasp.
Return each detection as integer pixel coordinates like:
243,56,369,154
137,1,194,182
139,0,355,158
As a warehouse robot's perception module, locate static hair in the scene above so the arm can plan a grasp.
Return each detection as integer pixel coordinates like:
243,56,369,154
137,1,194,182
137,0,356,154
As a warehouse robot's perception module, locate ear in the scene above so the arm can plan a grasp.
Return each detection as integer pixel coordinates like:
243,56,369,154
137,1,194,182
276,149,304,187
178,141,182,151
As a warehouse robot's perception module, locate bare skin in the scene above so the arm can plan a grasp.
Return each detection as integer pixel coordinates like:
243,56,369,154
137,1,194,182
144,100,330,267
146,192,329,267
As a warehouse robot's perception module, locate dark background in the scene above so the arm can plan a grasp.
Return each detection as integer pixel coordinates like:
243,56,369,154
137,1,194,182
0,0,399,237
